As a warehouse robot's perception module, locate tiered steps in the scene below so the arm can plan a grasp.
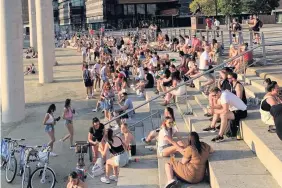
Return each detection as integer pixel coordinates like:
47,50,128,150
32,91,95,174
176,88,280,188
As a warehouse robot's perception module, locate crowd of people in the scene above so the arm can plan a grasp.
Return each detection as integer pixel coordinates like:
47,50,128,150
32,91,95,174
37,16,282,188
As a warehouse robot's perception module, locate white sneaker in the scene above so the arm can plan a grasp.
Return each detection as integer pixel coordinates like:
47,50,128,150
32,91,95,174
109,175,118,182
92,108,97,112
130,84,134,88
94,89,97,92
138,93,144,98
50,152,58,157
86,96,89,100
110,124,119,130
70,146,75,150
100,176,110,184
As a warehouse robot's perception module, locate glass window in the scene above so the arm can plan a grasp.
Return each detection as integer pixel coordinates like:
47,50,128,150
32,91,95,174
124,5,128,15
137,4,145,15
128,4,135,15
147,4,156,15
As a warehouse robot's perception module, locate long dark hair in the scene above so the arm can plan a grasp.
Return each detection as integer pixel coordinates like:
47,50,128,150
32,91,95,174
107,128,114,144
188,132,203,154
47,104,56,113
65,99,71,108
265,78,277,92
166,107,175,121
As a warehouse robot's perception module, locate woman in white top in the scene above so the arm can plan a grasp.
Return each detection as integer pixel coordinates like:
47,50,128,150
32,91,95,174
162,71,186,106
43,104,59,157
158,117,181,157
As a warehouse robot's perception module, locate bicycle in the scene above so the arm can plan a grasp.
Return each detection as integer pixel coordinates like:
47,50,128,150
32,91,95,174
74,141,90,182
1,137,25,183
28,145,56,188
18,144,46,188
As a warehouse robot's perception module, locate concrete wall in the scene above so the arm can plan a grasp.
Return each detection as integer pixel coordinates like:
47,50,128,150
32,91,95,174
259,15,276,24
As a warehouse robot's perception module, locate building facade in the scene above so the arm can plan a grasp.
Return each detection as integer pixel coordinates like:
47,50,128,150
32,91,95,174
58,0,85,32
273,0,282,23
86,0,192,30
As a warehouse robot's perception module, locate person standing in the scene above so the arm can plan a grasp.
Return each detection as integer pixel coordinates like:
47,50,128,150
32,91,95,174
43,104,59,157
60,99,75,149
83,64,93,99
214,18,220,37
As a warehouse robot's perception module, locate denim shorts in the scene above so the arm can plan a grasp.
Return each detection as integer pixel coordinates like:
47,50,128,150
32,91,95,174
114,152,129,167
45,125,54,133
64,119,73,125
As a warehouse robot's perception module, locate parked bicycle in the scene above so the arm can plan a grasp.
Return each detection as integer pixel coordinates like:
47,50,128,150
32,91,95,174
74,141,90,182
28,145,56,188
1,137,25,183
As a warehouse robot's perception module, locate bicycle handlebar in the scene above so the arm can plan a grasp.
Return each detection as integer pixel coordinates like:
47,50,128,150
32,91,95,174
4,138,25,141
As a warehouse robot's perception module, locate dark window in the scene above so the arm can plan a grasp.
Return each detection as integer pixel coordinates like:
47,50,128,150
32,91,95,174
147,4,156,15
128,4,135,15
137,4,145,15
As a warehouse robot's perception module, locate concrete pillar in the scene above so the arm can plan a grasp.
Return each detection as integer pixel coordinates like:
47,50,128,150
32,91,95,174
35,0,55,83
28,0,37,50
0,0,25,123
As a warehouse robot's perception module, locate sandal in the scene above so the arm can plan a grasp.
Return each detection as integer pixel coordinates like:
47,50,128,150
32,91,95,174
204,113,212,117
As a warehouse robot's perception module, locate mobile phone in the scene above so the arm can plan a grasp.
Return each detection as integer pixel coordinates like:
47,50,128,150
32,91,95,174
55,116,61,121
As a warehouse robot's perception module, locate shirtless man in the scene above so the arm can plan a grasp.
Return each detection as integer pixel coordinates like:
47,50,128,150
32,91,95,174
66,171,88,188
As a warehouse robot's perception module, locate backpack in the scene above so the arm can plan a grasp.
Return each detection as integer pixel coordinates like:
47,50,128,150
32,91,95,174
83,70,90,81
258,20,263,28
235,23,242,31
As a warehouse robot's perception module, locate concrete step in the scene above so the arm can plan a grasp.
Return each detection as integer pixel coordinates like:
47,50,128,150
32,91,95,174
238,74,266,91
117,147,159,188
176,102,280,188
244,84,265,99
157,105,209,188
241,110,282,187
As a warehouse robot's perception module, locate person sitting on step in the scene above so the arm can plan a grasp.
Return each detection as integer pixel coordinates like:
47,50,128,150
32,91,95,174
202,87,247,142
164,132,213,188
260,78,282,133
157,117,181,157
142,107,176,144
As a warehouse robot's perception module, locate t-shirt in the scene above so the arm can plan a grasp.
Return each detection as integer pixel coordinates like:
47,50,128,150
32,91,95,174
150,58,158,67
158,126,177,148
100,66,107,80
199,51,209,70
145,73,154,88
137,67,145,79
81,47,86,54
93,63,101,74
124,98,134,117
220,90,247,111
214,20,220,27
89,123,105,142
185,38,192,46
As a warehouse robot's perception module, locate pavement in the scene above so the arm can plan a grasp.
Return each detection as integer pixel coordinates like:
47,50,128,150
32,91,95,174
1,48,117,188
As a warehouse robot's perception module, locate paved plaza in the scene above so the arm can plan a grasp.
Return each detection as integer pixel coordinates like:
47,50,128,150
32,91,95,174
1,48,117,188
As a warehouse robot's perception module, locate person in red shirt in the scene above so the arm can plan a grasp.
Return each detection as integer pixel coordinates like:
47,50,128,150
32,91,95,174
206,17,212,30
192,35,202,52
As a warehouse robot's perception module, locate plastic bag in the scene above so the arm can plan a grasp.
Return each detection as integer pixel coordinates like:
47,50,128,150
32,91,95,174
91,158,104,177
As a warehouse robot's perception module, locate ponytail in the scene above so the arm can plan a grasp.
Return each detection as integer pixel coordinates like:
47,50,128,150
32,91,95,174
265,78,277,92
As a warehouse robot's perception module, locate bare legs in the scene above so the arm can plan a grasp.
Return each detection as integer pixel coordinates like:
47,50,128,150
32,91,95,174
47,130,55,151
61,123,74,146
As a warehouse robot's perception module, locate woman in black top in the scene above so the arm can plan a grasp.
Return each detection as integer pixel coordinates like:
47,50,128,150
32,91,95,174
270,104,282,140
99,128,129,184
88,117,105,163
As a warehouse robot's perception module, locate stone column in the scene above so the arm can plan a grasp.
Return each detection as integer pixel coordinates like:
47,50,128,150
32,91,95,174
0,0,25,123
28,0,37,50
35,0,55,83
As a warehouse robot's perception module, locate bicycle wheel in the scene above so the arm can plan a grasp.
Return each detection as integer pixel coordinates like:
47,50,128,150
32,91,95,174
29,167,56,188
21,166,31,188
5,156,17,183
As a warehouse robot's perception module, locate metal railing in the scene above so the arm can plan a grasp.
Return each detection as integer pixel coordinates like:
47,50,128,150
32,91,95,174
105,45,262,132
115,111,160,136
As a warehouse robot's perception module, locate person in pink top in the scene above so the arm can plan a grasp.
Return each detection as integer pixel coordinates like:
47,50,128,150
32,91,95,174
60,99,75,149
206,17,212,30
192,35,202,52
